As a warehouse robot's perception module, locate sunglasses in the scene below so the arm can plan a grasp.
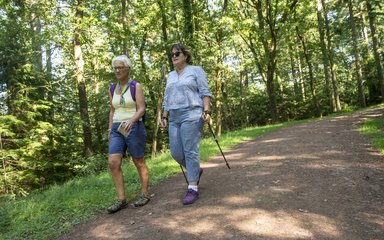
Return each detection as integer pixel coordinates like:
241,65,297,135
170,51,182,58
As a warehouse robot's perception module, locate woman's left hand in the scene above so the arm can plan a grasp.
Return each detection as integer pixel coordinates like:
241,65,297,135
123,120,134,132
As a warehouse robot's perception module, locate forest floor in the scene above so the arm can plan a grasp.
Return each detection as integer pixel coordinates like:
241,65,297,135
58,107,384,240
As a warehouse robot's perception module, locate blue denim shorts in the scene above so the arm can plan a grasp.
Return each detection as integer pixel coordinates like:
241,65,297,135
109,121,146,158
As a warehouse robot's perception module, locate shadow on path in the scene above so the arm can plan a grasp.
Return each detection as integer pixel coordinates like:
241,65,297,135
58,108,384,240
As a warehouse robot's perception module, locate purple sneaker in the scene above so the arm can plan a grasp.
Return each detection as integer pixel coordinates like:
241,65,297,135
182,189,199,205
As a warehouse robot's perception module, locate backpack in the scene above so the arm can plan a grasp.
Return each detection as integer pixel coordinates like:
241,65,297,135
110,80,146,123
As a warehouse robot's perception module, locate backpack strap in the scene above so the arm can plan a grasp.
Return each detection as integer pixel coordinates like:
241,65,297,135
130,80,137,101
110,81,137,102
110,83,117,97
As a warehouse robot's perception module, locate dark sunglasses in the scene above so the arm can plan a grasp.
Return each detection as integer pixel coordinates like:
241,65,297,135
170,51,182,57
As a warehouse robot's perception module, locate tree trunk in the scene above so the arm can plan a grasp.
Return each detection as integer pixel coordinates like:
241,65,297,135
91,56,103,151
288,43,300,103
348,0,366,107
317,0,335,112
46,45,54,123
254,0,278,123
296,27,322,117
122,0,129,56
322,0,341,111
74,0,93,157
151,64,168,156
157,0,173,70
215,68,223,136
182,0,194,47
297,50,306,101
366,0,384,101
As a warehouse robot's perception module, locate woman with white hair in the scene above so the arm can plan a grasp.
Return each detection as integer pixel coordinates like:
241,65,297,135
107,54,149,213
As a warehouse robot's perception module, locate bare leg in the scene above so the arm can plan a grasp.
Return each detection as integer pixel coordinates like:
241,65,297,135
108,154,125,200
132,157,149,197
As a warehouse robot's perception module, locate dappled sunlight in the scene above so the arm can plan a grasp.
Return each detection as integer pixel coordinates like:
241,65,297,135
257,155,286,161
202,162,222,168
331,116,349,120
269,186,295,193
222,195,254,205
90,222,134,239
150,207,231,238
303,161,352,170
361,212,384,227
229,209,340,239
261,137,290,143
150,206,342,239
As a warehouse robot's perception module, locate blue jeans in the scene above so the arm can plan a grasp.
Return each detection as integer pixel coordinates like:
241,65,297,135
169,107,203,183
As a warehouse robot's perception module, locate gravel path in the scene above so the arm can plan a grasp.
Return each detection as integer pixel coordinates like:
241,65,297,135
58,107,384,240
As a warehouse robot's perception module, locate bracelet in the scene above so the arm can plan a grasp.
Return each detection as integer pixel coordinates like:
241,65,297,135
204,110,211,115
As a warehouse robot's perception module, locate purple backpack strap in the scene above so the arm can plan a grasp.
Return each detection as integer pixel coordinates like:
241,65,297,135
130,80,137,101
110,81,137,101
110,83,117,96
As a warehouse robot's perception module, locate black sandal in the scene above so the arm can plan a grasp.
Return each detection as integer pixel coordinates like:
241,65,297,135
133,194,150,207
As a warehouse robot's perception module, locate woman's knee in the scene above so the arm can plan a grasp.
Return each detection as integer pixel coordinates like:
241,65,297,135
108,154,122,170
133,157,147,169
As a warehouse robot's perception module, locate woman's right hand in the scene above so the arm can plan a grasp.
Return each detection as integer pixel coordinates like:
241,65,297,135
160,117,168,130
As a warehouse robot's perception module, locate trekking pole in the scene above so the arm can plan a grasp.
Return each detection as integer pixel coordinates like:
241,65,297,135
180,165,189,185
207,122,231,169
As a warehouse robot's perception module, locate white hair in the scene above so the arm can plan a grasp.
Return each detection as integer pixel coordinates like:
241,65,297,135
112,55,132,69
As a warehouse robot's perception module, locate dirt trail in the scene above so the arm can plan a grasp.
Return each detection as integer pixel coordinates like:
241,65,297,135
58,107,384,240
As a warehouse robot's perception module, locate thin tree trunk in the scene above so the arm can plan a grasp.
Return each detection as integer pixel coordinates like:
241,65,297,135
182,0,194,46
317,0,335,112
297,49,306,101
46,45,54,123
92,56,103,151
366,0,384,100
215,68,223,136
212,1,229,135
122,0,129,56
296,27,322,117
157,0,173,69
74,0,93,157
323,0,341,111
288,43,300,103
151,64,168,156
348,0,366,107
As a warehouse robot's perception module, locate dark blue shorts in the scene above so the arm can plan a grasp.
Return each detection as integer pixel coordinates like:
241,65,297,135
109,121,146,158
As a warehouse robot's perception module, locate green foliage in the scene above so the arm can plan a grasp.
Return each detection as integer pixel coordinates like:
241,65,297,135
359,108,384,155
1,0,383,202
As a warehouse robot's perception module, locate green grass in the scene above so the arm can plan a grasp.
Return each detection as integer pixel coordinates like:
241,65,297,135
1,106,381,240
359,107,384,155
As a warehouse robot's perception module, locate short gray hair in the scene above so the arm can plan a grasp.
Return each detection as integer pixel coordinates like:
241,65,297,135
112,55,132,69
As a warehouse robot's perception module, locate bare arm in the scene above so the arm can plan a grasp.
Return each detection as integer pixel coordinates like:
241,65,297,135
202,96,211,123
123,83,146,131
108,90,115,140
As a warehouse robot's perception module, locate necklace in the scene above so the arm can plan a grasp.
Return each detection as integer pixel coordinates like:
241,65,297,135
118,81,130,106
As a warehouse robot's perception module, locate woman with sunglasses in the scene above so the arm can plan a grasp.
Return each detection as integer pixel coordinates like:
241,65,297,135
107,55,150,213
161,43,212,205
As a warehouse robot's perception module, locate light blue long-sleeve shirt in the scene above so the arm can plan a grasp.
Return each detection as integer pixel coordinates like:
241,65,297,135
163,65,212,111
